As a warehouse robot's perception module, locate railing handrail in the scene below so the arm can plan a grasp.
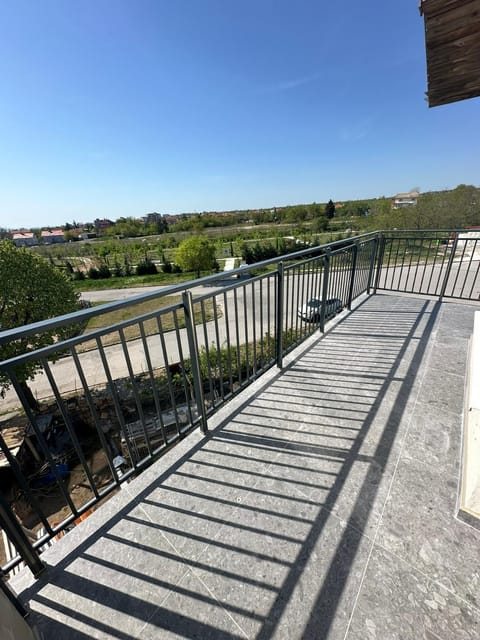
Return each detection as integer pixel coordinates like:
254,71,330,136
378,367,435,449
0,231,377,346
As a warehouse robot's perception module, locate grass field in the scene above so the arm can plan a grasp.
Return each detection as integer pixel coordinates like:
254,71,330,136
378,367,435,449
78,295,219,351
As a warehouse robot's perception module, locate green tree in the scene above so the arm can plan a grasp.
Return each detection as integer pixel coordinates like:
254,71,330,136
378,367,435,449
175,236,217,278
325,199,335,219
0,240,80,409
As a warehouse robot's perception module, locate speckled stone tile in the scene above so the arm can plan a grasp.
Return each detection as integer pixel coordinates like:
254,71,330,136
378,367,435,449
346,545,480,640
376,455,480,609
139,570,247,639
191,494,372,639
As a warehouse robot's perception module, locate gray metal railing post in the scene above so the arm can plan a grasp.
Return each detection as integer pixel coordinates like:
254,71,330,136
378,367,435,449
182,291,208,434
439,232,459,300
367,235,379,294
320,249,331,333
373,232,386,293
276,262,284,368
347,242,359,310
0,492,45,577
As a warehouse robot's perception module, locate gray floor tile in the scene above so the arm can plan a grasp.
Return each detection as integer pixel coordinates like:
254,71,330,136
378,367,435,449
192,497,372,639
376,455,480,608
346,545,480,640
139,570,247,639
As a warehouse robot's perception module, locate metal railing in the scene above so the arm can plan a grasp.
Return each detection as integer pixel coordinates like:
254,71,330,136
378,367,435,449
375,230,480,300
0,229,478,578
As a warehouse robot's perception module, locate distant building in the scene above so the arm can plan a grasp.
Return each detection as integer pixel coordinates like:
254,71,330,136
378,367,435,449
142,212,163,225
392,191,419,209
41,229,65,244
94,218,114,232
11,231,38,247
78,231,97,240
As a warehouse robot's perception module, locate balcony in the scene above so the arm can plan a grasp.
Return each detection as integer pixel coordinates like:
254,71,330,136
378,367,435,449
1,231,480,639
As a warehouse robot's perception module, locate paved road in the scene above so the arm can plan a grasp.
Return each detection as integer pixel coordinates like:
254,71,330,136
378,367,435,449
2,259,478,412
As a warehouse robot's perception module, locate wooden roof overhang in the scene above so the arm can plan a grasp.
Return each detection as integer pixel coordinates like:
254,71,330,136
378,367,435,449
420,0,480,107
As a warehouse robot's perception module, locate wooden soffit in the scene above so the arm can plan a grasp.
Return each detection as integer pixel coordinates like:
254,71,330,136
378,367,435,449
420,0,480,107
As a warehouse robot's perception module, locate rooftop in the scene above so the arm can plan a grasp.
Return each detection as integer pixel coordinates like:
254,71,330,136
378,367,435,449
11,293,480,639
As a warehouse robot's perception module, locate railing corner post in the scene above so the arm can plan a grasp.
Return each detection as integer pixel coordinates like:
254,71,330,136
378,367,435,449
182,290,208,435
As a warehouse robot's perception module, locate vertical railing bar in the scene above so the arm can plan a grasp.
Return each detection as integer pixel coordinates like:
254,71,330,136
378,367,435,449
311,257,319,334
404,237,417,292
449,236,467,298
222,289,234,394
8,369,79,517
347,242,359,310
459,243,476,299
117,328,153,459
398,237,410,292
290,264,297,339
427,238,442,294
242,283,250,380
294,263,302,337
467,249,480,299
276,262,284,367
419,238,433,293
389,236,401,291
283,260,290,340
173,308,195,428
200,300,215,404
439,232,459,300
259,277,265,369
138,323,168,447
341,250,349,304
40,357,100,497
251,280,257,377
320,250,330,333
0,492,45,577
374,233,385,293
156,314,181,435
410,237,424,293
212,294,224,402
181,292,208,434
298,261,307,338
0,429,53,534
233,288,242,386
95,336,138,469
315,256,323,326
268,274,273,362
434,237,451,296
70,348,120,482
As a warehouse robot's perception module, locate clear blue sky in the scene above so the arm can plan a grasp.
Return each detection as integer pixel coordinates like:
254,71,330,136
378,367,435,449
1,0,479,229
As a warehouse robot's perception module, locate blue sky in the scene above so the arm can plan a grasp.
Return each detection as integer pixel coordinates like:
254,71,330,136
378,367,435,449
0,0,479,229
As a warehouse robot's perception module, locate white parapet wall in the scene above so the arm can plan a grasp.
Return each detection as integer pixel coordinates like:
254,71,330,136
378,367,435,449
459,310,480,523
0,587,37,640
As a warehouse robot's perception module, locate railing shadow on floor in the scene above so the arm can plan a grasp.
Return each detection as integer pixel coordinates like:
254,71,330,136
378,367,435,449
12,296,442,639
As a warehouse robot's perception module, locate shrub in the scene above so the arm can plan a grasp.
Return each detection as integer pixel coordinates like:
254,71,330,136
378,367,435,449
136,259,158,275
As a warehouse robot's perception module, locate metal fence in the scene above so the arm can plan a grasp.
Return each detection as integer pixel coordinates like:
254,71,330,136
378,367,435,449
0,229,478,578
375,230,480,300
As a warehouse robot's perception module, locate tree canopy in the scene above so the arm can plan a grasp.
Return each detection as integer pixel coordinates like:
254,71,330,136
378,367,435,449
0,240,80,403
325,199,335,219
175,236,217,278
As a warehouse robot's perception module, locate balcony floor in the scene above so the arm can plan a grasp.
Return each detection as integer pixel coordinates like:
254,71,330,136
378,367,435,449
11,293,480,639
